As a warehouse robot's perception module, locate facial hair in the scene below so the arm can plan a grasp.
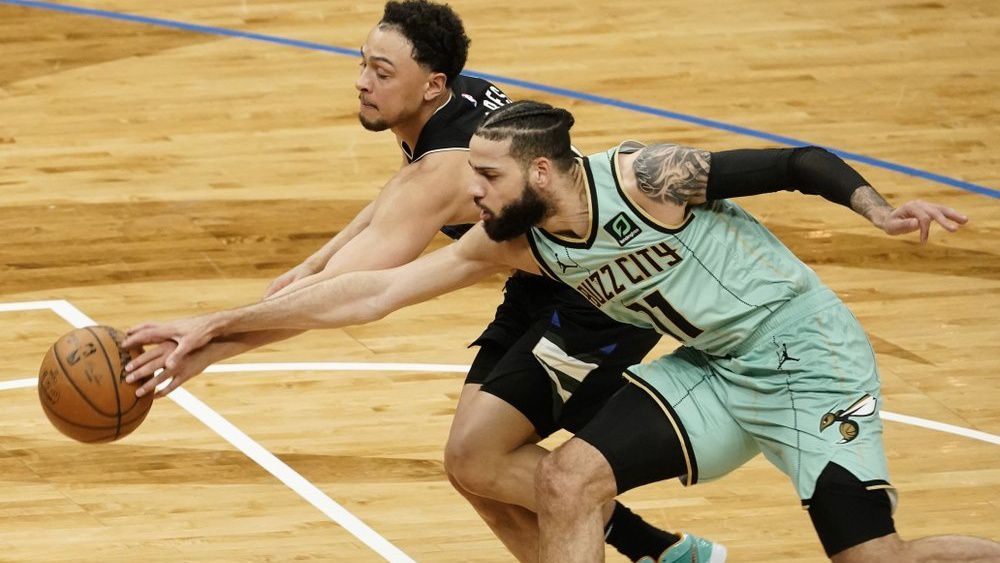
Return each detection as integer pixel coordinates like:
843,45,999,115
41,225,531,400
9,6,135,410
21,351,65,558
358,112,390,132
483,184,549,242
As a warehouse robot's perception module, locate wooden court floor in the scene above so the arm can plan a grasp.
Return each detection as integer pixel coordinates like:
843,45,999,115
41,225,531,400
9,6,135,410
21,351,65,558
1,0,998,561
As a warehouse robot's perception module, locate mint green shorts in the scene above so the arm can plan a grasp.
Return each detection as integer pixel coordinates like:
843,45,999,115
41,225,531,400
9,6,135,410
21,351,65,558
626,287,893,503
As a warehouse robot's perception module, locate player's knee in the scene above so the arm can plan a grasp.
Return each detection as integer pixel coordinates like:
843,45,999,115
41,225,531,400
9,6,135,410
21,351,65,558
536,443,610,514
443,434,498,494
535,453,576,514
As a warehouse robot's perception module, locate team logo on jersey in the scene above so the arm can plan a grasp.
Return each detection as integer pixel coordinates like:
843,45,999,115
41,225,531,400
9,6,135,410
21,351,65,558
820,394,877,444
555,252,580,273
603,213,642,246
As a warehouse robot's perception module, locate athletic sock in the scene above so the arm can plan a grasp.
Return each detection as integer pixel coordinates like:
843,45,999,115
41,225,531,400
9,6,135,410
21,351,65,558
604,502,682,561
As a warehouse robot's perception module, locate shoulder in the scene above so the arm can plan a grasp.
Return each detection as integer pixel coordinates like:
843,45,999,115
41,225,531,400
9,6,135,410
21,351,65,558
401,149,470,180
631,143,712,206
373,151,472,217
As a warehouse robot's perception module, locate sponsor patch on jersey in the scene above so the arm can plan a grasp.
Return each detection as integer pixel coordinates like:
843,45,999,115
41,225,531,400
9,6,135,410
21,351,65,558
603,212,642,246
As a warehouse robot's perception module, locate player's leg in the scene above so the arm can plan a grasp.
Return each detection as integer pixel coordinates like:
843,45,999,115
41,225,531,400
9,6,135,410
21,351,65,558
543,311,695,561
448,327,694,560
447,384,555,509
808,464,1000,562
445,340,549,509
447,275,712,560
721,295,1000,561
444,333,546,561
446,381,543,561
537,348,755,563
536,435,617,562
720,297,904,560
833,534,1000,563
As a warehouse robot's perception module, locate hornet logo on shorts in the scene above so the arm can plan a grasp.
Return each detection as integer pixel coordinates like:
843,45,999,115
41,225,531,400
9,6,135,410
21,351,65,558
820,394,877,444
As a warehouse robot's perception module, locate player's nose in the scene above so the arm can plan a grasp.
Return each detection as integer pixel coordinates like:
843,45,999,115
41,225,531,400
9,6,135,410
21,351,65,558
355,69,371,92
468,177,486,198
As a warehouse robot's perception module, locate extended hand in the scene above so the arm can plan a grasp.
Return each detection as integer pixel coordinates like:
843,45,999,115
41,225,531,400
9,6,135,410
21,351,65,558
876,200,968,243
124,314,221,372
123,340,215,398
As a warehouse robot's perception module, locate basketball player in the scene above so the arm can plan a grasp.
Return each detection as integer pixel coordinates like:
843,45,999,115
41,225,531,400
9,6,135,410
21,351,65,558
120,1,696,560
124,101,995,562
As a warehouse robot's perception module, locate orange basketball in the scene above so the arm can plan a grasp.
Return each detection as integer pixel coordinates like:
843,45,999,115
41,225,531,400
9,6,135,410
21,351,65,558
37,326,154,443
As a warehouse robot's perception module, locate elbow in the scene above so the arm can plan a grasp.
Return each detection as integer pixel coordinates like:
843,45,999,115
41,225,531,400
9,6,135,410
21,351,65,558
358,294,391,325
788,145,840,170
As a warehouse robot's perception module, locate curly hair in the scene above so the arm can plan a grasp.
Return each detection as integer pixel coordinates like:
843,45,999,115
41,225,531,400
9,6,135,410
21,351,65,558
477,101,577,172
380,0,470,85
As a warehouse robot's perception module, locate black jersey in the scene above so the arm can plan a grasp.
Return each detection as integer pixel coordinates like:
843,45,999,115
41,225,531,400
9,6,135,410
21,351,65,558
401,75,511,240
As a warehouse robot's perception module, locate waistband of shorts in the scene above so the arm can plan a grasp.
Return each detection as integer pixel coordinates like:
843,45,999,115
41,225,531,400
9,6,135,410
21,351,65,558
729,286,841,357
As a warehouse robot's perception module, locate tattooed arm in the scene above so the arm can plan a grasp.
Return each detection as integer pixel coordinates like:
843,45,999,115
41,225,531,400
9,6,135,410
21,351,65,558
630,143,966,242
632,144,712,206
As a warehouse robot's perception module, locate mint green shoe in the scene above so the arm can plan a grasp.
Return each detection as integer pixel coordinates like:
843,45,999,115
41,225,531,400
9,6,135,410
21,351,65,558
636,532,727,563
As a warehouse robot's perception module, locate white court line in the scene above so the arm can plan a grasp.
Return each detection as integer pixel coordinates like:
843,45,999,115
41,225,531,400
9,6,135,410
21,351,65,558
1,300,413,563
7,367,1000,446
0,377,37,391
2,299,999,547
205,361,470,373
881,411,1000,446
0,300,68,313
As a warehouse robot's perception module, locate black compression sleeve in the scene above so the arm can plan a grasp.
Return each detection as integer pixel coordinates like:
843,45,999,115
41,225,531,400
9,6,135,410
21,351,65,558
706,146,870,208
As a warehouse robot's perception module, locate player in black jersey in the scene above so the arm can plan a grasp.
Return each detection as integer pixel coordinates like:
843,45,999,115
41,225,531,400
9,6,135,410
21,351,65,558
122,1,695,561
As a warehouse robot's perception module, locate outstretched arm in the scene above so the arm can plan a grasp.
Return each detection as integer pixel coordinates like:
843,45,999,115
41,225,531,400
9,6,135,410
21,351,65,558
123,224,528,396
264,199,377,297
630,144,967,241
273,152,474,297
128,151,479,393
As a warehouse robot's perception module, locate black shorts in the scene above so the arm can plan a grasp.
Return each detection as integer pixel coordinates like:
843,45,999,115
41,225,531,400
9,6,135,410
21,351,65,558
466,273,661,438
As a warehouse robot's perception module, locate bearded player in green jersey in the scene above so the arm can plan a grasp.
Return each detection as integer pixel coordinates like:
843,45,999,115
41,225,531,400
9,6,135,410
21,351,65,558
124,101,997,562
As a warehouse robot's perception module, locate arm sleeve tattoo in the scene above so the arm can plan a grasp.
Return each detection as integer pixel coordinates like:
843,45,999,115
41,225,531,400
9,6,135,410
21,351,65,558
632,144,712,205
848,185,892,224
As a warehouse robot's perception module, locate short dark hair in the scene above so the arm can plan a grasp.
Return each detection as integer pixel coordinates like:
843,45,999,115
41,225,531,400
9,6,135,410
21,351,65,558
379,0,469,85
476,101,577,171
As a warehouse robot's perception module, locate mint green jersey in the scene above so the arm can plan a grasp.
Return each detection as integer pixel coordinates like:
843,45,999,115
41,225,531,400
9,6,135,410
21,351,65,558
526,142,825,356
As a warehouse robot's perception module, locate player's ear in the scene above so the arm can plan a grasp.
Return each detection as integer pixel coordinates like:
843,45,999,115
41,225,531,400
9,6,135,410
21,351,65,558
530,157,551,187
424,72,448,101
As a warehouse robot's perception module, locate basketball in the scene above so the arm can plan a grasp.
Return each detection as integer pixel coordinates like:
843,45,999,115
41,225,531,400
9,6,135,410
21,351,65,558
37,326,154,443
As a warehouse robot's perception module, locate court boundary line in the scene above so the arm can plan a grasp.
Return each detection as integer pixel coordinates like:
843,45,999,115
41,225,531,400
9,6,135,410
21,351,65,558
0,300,414,563
4,370,999,446
3,300,998,448
2,0,997,199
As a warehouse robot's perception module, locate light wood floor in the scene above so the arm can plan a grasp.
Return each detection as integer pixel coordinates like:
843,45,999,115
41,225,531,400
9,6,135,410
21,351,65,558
1,1,998,561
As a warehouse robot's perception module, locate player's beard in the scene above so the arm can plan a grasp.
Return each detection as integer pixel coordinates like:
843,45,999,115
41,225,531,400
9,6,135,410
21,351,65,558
483,184,549,242
358,112,390,132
